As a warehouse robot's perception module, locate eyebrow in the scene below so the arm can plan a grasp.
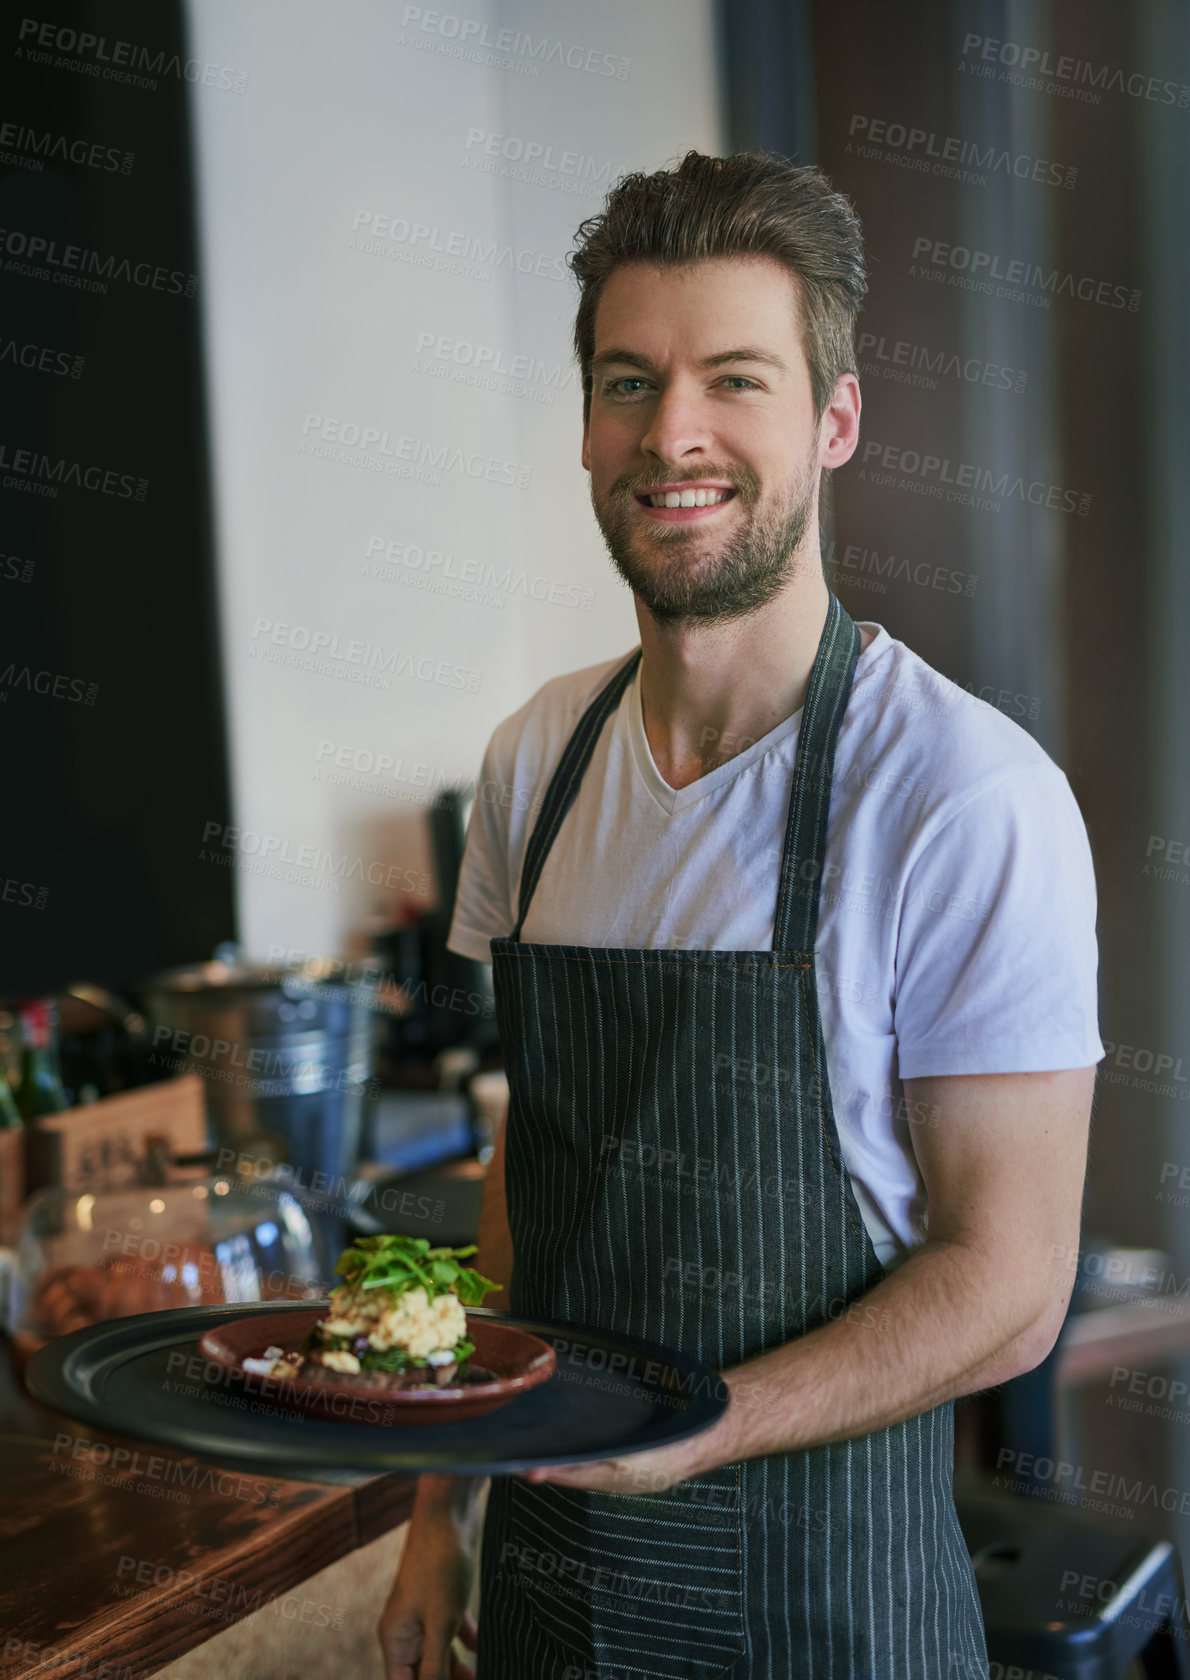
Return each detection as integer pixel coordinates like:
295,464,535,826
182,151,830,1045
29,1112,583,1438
591,346,789,375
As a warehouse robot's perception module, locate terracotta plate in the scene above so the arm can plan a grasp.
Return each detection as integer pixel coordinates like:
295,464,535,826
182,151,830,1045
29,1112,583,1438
199,1310,555,1425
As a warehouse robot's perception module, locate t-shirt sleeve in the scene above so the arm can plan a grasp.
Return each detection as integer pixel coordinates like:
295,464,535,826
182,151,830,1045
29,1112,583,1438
892,762,1105,1078
446,734,516,964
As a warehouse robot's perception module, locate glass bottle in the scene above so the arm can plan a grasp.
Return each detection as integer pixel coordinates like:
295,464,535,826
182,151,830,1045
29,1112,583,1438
0,1009,21,1125
13,999,68,1120
0,1073,20,1129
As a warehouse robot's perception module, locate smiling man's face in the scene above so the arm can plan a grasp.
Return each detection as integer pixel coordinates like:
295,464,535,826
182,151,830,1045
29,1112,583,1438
581,255,855,626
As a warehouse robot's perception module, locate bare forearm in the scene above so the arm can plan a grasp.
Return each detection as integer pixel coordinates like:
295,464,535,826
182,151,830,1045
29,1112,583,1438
699,1239,1055,1469
414,1472,486,1538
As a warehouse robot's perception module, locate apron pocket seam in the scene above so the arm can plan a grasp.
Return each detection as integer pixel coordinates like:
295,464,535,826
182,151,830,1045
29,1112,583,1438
508,1470,747,1678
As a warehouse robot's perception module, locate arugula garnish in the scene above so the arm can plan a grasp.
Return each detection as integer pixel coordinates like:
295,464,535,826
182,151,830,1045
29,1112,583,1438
361,1346,414,1373
333,1234,501,1307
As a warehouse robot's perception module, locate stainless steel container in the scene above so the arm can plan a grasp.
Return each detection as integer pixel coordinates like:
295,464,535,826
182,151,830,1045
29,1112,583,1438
141,956,380,1183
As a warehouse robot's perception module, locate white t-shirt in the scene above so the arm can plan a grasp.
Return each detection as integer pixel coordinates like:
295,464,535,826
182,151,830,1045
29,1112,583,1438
447,620,1104,1270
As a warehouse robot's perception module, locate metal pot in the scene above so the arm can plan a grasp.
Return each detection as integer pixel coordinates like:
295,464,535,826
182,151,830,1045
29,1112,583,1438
137,953,381,1184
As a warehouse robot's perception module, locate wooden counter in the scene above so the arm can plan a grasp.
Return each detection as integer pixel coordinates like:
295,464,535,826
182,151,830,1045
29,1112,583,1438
0,1335,416,1679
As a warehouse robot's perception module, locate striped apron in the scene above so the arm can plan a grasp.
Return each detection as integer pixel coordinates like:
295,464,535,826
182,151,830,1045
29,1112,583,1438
477,594,988,1679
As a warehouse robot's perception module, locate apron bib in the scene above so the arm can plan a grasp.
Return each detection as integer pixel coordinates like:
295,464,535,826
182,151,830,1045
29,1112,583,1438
477,595,988,1679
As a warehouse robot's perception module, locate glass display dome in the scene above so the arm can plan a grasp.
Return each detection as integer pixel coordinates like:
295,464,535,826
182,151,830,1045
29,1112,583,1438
12,1168,334,1346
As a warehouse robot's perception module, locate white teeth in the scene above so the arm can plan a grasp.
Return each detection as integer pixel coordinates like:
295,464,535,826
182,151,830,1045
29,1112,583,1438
646,488,730,508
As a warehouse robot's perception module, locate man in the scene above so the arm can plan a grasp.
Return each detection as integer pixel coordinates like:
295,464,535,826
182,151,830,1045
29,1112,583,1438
379,150,1102,1680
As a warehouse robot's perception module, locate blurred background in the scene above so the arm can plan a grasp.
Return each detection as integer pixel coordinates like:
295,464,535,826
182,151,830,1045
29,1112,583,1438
2,0,1189,1672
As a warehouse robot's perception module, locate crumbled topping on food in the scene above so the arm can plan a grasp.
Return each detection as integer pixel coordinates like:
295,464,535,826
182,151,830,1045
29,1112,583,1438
367,1286,468,1360
319,1349,362,1374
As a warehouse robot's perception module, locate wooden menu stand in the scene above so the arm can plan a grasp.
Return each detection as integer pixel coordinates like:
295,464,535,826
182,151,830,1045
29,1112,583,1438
21,1075,209,1197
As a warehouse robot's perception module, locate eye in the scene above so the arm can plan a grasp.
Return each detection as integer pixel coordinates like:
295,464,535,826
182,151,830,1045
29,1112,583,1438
720,376,760,390
603,377,651,398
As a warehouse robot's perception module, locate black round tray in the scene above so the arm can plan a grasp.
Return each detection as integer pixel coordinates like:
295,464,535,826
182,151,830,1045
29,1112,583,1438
24,1301,729,1476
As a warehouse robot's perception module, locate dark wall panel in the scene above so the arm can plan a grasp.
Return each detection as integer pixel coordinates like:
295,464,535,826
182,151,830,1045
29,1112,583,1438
0,1,234,994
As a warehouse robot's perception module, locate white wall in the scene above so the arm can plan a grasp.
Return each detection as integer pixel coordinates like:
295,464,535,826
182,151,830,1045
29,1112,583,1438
184,0,722,962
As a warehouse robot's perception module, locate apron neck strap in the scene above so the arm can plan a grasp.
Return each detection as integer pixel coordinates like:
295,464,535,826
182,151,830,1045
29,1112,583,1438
511,647,643,940
771,593,862,954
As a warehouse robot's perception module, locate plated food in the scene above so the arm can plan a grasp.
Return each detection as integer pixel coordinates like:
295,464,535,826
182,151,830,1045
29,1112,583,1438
245,1233,502,1390
198,1234,556,1424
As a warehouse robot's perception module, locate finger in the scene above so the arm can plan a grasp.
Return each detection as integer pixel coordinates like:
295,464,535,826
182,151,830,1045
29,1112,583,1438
416,1639,453,1680
449,1654,477,1680
378,1612,426,1680
526,1460,599,1482
379,1638,418,1680
537,1465,603,1486
457,1610,479,1651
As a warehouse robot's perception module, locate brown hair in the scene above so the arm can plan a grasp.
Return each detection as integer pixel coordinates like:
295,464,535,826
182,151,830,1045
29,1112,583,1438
569,150,867,427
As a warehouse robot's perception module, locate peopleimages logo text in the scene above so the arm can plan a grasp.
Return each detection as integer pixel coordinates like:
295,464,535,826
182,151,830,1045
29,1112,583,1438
349,211,567,284
462,128,615,186
0,441,146,499
0,121,134,174
911,236,1140,311
856,331,1027,394
959,32,1190,108
298,414,531,489
399,8,630,79
0,224,196,294
859,440,1090,516
848,114,1077,188
16,17,249,91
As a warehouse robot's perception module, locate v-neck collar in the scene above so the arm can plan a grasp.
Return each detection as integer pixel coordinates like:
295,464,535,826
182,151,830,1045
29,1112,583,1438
624,621,886,816
624,669,802,816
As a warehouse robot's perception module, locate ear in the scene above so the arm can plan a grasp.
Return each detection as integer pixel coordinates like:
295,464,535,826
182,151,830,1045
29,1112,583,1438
581,412,591,473
821,373,861,471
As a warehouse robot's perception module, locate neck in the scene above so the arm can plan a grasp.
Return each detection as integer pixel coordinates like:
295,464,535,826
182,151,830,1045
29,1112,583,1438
634,563,839,792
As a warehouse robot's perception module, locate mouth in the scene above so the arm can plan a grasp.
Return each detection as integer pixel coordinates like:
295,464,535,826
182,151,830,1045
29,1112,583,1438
633,484,739,524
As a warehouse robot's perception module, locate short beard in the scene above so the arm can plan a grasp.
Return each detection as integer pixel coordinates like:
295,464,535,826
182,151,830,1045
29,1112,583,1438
590,452,819,627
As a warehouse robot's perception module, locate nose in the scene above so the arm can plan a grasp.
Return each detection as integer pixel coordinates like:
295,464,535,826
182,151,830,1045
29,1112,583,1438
638,380,714,467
